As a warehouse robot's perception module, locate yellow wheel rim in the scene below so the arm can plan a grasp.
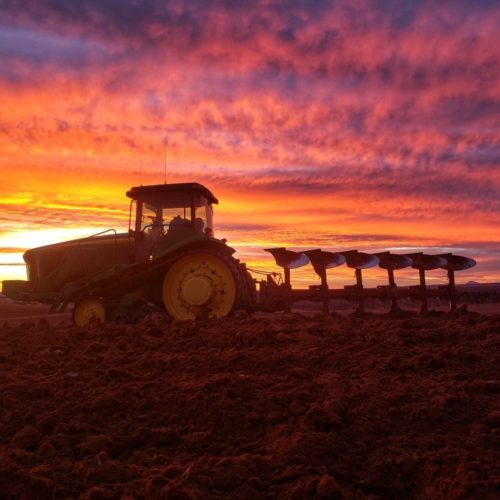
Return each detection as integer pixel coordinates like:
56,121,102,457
163,252,236,320
73,298,106,326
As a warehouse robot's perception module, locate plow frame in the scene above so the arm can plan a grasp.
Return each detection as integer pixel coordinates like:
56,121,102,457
257,248,494,315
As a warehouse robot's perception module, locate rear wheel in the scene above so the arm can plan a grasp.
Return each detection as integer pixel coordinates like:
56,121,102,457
162,251,238,320
73,297,105,326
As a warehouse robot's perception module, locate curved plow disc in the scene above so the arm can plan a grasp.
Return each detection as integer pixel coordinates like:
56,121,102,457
375,252,413,270
264,247,310,269
406,253,448,271
438,254,476,271
341,250,380,270
303,249,346,272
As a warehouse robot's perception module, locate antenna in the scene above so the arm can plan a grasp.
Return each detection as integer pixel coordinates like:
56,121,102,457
163,136,168,184
139,147,143,186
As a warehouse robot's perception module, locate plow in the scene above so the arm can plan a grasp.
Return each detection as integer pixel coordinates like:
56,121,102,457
260,247,476,315
2,182,493,325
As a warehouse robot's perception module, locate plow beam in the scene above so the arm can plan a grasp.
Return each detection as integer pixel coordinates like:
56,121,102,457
340,251,380,314
438,254,477,311
406,253,448,314
264,247,309,311
375,252,413,313
303,249,345,313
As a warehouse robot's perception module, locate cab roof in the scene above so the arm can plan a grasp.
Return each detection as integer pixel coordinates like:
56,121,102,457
126,183,218,206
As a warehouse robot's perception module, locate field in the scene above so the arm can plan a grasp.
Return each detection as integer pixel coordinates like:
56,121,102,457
0,304,499,498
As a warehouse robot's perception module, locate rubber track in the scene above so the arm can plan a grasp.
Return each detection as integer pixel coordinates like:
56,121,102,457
67,245,254,313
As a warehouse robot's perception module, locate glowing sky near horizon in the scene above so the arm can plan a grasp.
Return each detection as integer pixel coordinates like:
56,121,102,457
0,0,499,288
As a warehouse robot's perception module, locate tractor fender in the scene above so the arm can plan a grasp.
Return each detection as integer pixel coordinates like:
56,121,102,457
164,238,238,260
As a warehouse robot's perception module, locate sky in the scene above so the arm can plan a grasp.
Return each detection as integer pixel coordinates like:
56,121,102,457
0,0,499,289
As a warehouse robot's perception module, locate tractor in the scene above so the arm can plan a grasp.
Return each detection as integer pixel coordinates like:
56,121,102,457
2,182,486,322
2,183,256,324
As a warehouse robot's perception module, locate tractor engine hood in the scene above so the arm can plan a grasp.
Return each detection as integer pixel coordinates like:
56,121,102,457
23,232,130,262
23,232,132,293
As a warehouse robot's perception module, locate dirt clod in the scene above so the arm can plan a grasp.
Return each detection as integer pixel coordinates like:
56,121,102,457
11,425,44,451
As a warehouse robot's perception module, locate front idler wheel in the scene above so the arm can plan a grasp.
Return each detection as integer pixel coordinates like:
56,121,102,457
73,297,106,326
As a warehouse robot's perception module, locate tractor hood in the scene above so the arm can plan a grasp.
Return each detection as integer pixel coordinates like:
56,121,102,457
23,232,130,261
23,232,132,293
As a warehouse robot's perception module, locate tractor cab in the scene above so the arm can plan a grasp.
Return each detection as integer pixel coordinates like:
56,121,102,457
126,183,218,262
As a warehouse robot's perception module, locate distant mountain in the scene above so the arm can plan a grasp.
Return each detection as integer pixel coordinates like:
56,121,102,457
463,281,500,286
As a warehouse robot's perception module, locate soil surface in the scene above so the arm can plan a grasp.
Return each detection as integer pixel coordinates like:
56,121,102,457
0,311,499,499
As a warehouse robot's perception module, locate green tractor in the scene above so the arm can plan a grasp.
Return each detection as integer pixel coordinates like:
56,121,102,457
2,183,256,325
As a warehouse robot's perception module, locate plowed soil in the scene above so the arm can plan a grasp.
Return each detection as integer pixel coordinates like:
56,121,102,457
0,312,499,499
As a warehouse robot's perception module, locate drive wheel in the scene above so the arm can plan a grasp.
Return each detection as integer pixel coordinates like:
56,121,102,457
73,297,106,326
162,251,237,320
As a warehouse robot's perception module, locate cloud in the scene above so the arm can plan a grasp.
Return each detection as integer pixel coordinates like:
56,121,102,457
0,0,499,281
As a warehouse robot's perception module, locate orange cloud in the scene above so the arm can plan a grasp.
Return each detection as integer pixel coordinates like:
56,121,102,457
0,0,499,287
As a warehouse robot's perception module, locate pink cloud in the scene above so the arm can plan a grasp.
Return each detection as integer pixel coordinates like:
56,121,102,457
0,0,499,282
